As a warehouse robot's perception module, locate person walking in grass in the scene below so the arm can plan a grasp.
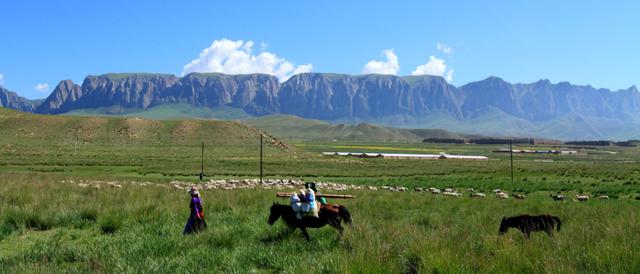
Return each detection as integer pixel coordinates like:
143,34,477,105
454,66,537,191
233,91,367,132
183,186,207,235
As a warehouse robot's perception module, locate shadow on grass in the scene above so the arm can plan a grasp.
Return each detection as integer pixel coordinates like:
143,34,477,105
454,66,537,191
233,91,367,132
259,228,294,244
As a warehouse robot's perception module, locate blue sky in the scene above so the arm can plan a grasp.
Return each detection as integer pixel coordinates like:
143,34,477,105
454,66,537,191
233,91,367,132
1,0,639,99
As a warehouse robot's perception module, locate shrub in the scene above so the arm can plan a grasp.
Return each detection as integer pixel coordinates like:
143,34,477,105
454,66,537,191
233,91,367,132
80,209,98,222
99,216,122,234
25,213,54,231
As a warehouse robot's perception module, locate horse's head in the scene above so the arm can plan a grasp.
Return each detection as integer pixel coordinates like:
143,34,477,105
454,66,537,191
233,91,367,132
499,217,508,235
268,202,282,225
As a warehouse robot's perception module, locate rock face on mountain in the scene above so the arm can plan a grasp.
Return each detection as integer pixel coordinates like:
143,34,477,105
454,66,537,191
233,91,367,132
5,72,640,139
279,73,411,119
0,86,40,112
172,73,280,114
35,73,280,115
269,73,462,120
34,80,83,114
459,76,640,122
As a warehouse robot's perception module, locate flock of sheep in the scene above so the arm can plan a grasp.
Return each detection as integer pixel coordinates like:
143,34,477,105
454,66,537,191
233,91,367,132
59,178,367,192
58,178,612,201
379,185,610,201
384,186,525,199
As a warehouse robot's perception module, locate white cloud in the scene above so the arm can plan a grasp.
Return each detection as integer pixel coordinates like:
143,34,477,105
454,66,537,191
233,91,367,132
362,49,399,75
411,56,454,82
436,43,453,54
34,83,49,92
181,39,313,81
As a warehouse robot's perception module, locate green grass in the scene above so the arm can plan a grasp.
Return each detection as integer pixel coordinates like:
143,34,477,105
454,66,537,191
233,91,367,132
63,103,253,120
2,107,640,272
243,115,430,142
0,174,638,273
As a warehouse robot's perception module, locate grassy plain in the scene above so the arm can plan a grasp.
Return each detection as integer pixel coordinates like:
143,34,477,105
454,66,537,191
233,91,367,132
1,108,640,273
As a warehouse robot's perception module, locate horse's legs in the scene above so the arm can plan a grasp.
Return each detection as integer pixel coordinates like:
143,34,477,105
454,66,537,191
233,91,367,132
328,218,344,235
546,228,553,237
299,225,311,241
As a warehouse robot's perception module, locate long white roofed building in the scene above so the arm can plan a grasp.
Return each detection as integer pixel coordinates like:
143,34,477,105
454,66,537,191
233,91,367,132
322,152,488,160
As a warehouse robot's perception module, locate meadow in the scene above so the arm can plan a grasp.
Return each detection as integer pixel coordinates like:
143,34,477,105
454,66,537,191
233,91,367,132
1,109,640,273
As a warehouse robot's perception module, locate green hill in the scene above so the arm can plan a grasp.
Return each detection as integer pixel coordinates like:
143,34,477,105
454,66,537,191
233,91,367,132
0,107,279,148
63,103,252,120
242,115,463,142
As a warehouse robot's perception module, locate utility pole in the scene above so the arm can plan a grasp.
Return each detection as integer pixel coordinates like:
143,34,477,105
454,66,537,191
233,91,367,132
260,134,263,184
510,138,514,184
199,142,204,181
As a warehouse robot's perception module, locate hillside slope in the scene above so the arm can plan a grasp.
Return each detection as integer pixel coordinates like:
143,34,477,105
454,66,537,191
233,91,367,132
63,103,252,120
0,107,285,149
242,115,463,142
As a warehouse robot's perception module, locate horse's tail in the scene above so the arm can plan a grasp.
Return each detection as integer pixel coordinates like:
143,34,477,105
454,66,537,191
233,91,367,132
553,216,561,231
338,205,353,226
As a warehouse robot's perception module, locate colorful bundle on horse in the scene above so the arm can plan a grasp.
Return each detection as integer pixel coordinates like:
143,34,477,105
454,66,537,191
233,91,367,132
271,182,355,240
289,185,319,219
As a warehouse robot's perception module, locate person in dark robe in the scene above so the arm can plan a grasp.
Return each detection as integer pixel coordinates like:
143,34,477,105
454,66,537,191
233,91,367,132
183,186,207,235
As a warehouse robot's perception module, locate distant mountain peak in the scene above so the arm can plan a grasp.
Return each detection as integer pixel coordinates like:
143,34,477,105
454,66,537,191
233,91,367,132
0,86,41,112
484,76,506,81
534,79,551,85
3,72,640,140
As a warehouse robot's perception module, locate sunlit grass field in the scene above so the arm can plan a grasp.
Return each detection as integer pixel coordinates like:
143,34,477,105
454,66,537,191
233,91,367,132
1,109,640,272
1,173,639,273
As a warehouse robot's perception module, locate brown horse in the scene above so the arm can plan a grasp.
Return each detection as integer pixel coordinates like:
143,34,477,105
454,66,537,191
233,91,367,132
267,202,352,240
499,214,561,238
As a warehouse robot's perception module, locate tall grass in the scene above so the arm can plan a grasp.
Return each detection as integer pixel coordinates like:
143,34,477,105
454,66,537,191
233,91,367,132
0,174,638,273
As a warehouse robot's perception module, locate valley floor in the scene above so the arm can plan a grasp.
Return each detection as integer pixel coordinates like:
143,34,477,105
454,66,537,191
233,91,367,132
1,120,640,272
0,173,639,273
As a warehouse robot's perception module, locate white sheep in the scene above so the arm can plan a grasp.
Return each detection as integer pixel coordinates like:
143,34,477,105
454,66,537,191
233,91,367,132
576,195,589,201
442,192,462,197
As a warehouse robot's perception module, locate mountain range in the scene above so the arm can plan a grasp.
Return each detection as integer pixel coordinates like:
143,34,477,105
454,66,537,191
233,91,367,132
1,72,639,140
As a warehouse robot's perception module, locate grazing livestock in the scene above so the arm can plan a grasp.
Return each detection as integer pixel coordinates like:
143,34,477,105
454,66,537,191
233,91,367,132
597,195,610,200
414,187,424,192
444,188,454,193
514,194,526,200
550,194,565,201
442,192,462,197
470,192,486,198
496,192,509,199
430,189,441,194
576,195,589,201
493,189,502,193
499,214,561,238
